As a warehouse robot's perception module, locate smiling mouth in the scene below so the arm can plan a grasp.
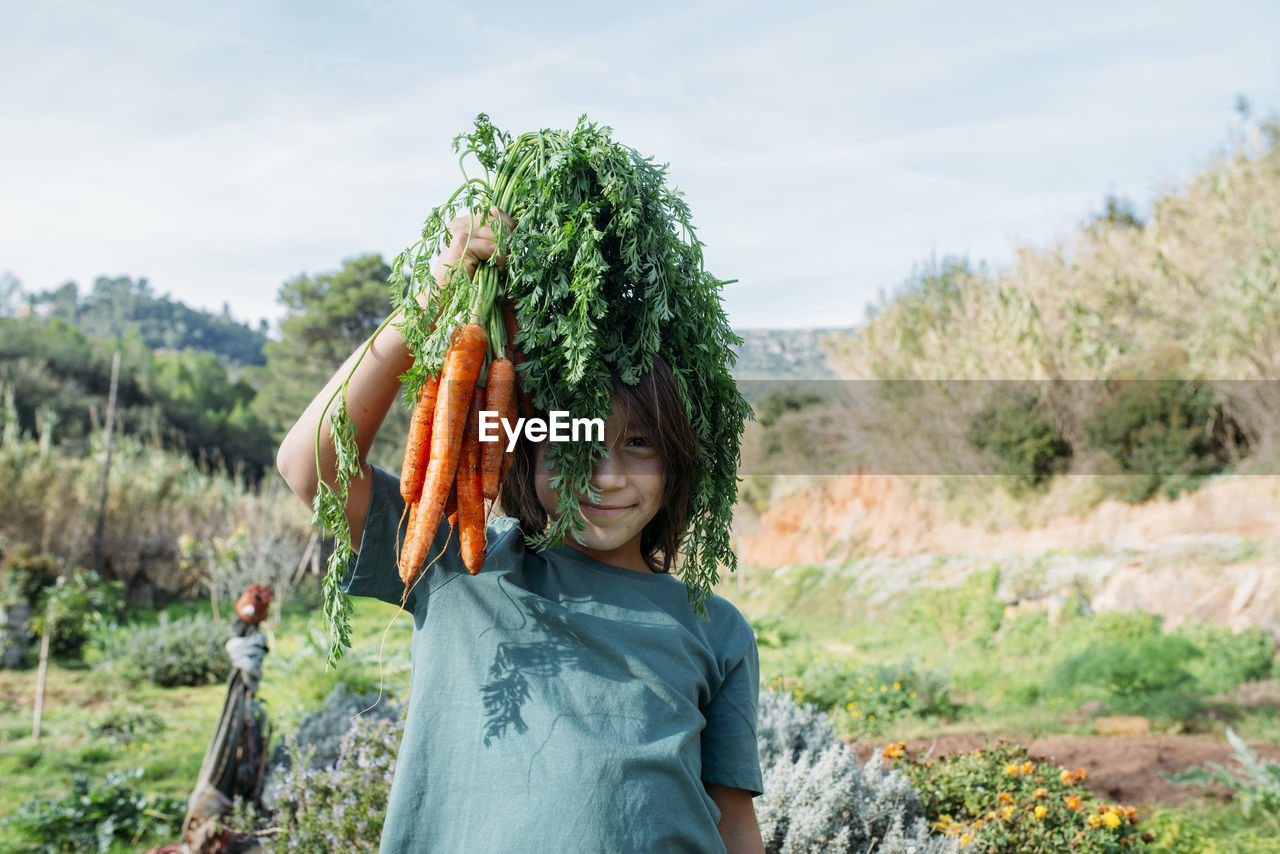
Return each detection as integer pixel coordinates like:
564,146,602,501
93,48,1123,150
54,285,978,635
582,502,634,512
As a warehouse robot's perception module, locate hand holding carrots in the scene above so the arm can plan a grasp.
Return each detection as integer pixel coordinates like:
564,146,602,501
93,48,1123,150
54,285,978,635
425,209,515,306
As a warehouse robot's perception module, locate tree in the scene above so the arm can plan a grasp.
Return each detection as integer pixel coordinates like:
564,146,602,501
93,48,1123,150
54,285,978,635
253,255,405,465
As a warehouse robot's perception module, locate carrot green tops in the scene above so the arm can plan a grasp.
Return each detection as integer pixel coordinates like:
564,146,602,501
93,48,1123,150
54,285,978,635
342,466,762,853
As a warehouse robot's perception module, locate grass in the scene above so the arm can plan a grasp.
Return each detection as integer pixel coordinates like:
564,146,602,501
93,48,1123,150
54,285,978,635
0,593,412,851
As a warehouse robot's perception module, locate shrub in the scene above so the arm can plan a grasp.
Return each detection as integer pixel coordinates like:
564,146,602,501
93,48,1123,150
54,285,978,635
3,767,186,852
264,683,401,780
768,658,955,737
893,742,1152,852
90,703,167,745
1174,623,1275,695
1084,380,1243,503
254,707,404,852
98,612,231,687
1055,634,1204,720
755,688,955,854
967,389,1071,492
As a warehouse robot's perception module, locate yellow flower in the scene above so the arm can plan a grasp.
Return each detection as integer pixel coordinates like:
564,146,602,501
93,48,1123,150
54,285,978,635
1065,795,1082,811
1103,811,1121,828
999,805,1016,821
1020,761,1035,774
1003,764,1019,775
880,685,888,692
1033,787,1046,799
881,742,906,760
909,691,917,699
1034,805,1047,820
893,682,901,690
1060,769,1074,785
141,743,150,751
1088,814,1103,828
851,710,862,718
997,792,1014,805
959,833,974,847
868,714,876,721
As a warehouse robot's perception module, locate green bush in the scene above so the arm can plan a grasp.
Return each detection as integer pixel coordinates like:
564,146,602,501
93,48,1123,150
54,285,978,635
903,566,1004,648
1174,623,1275,695
893,742,1152,852
98,612,231,687
90,703,167,746
768,658,954,737
3,767,185,852
1055,634,1203,720
967,389,1071,492
1084,380,1242,502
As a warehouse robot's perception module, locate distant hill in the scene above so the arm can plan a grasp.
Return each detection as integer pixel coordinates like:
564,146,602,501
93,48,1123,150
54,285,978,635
26,275,268,366
730,328,845,380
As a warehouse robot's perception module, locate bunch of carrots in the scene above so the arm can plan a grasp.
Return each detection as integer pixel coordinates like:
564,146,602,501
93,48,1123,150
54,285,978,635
396,290,529,588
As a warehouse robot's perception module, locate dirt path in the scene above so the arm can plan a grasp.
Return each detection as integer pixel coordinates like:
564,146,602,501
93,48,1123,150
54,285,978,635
871,733,1280,808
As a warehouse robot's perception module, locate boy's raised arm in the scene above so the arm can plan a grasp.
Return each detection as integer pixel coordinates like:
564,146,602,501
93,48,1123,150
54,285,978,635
275,211,509,551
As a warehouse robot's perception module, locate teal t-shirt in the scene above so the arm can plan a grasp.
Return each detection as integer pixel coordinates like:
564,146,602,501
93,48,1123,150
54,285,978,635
341,466,763,853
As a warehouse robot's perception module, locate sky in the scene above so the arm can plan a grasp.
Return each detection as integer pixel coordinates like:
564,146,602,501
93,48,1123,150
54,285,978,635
2,0,1279,331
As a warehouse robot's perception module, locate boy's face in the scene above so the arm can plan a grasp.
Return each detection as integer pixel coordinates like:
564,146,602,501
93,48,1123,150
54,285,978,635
533,407,665,573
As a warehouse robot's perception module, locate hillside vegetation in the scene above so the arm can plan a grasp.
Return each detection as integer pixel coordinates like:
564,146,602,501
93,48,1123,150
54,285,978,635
744,119,1280,513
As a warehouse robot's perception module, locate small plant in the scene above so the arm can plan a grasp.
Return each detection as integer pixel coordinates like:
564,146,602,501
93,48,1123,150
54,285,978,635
98,612,231,687
255,708,405,852
1170,727,1280,829
90,703,167,745
3,767,186,852
893,742,1152,852
1055,634,1203,721
754,688,955,854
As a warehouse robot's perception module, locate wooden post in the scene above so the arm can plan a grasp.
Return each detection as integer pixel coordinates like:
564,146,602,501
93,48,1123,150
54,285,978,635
91,350,121,575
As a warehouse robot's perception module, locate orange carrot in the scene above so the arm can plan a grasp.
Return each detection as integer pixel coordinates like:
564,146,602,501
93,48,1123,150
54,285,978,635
481,359,515,499
458,389,486,574
502,297,535,418
399,323,488,585
399,375,439,505
445,482,458,529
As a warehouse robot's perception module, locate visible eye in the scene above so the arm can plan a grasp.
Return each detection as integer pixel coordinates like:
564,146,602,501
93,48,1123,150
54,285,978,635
624,434,653,449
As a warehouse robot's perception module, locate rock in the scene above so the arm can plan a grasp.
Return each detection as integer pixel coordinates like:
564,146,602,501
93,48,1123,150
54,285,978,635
1094,715,1151,736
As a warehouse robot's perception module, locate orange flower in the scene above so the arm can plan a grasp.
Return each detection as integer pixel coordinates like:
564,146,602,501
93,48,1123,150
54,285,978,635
882,742,906,760
1065,795,1082,812
997,792,1014,805
1020,761,1035,775
1032,787,1047,799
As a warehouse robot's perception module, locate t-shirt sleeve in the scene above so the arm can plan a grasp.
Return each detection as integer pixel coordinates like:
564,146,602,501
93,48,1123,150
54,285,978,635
339,464,459,611
700,613,764,797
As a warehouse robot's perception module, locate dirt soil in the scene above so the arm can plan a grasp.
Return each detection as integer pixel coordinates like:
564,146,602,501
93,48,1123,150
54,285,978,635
862,733,1280,808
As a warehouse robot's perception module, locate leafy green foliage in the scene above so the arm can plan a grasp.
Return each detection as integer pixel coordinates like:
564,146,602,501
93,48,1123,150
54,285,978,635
3,767,185,853
1055,634,1203,719
1174,623,1274,695
253,255,395,444
968,389,1071,492
1085,381,1243,502
31,569,124,662
98,613,231,687
0,314,274,477
895,742,1151,852
89,704,167,746
1171,727,1280,830
770,658,955,738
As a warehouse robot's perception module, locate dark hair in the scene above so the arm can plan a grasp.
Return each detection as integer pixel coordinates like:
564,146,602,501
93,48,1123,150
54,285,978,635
497,354,700,573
